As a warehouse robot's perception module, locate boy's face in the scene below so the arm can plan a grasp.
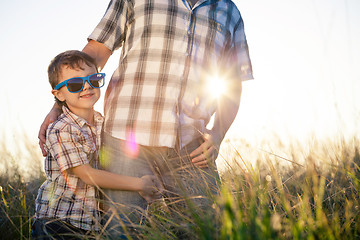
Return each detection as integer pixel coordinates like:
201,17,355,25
52,62,100,115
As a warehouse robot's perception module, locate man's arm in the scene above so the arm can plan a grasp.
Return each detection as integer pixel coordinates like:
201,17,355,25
82,40,112,71
190,81,242,168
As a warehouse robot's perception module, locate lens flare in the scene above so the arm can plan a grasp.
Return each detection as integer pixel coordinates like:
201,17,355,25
207,75,226,99
125,129,139,159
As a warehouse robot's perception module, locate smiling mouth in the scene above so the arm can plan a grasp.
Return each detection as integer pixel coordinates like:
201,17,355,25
80,93,94,98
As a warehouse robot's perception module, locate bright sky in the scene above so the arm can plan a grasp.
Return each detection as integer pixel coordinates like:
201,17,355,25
1,0,360,154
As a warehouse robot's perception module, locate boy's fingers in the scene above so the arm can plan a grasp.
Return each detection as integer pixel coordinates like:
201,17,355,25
150,176,163,191
156,184,164,193
152,192,162,198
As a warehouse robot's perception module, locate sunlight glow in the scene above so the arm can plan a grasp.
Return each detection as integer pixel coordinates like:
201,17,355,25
207,75,226,99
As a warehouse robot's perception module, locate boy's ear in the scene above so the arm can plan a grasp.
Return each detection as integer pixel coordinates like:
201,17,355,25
52,89,66,102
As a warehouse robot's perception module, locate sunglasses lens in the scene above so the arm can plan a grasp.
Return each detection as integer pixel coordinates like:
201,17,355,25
89,74,104,88
67,78,84,92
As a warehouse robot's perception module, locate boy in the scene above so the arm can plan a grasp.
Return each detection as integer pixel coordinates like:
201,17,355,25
32,50,161,239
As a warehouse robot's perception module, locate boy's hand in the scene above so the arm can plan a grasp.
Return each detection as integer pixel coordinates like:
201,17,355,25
38,107,62,156
138,175,163,202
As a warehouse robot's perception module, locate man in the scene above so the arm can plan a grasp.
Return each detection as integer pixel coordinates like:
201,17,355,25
39,0,253,233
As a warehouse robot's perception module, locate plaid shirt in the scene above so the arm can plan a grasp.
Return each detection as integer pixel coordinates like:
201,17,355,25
89,0,253,148
35,106,104,231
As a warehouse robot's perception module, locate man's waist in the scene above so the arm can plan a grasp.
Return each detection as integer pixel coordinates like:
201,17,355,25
103,131,204,153
102,129,203,150
103,118,205,148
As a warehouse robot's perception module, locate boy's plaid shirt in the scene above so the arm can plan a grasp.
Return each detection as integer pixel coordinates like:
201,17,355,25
89,0,253,148
35,106,104,231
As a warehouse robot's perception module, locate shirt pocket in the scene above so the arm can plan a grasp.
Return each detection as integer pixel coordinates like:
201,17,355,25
195,18,231,62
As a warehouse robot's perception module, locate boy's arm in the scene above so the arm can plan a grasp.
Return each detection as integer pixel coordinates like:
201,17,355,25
70,164,161,201
82,40,112,71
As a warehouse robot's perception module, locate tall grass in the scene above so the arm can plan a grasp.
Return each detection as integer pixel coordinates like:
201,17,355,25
0,134,45,239
217,136,360,239
138,136,359,239
1,134,359,239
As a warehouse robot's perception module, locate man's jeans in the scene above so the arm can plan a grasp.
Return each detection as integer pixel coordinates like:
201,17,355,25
100,132,220,235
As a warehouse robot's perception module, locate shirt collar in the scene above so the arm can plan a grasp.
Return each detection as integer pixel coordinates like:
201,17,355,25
183,0,219,10
62,106,103,129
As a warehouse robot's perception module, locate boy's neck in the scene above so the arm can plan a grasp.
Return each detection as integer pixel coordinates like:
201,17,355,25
83,110,95,125
68,106,95,125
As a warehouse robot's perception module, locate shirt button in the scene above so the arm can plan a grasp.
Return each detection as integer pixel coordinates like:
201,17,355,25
187,29,191,35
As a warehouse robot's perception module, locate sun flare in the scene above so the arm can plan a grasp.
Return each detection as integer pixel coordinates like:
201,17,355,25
207,75,226,99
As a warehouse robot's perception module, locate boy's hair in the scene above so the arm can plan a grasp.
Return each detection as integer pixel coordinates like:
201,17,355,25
48,50,98,106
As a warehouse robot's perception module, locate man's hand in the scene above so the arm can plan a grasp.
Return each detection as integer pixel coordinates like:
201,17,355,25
38,107,62,156
190,132,222,169
190,81,242,169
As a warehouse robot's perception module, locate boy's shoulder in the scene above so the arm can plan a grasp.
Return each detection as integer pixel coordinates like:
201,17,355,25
46,107,80,135
46,107,103,136
46,112,76,135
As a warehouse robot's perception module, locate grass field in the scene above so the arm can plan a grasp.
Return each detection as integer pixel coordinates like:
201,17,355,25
0,134,359,239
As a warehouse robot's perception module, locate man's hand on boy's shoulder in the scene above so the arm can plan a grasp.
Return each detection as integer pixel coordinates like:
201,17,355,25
38,106,63,156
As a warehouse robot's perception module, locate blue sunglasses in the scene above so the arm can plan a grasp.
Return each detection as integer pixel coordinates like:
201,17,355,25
54,73,106,93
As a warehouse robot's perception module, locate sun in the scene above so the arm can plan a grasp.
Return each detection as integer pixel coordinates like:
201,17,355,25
207,75,226,99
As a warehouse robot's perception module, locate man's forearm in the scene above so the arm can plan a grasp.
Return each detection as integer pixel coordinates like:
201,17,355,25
82,40,112,71
210,82,242,145
52,102,62,111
